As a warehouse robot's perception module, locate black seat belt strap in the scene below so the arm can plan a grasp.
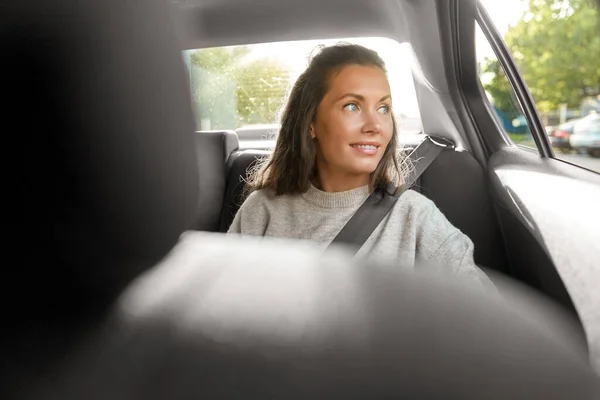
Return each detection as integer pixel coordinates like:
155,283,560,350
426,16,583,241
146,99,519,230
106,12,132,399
405,135,454,189
327,135,454,253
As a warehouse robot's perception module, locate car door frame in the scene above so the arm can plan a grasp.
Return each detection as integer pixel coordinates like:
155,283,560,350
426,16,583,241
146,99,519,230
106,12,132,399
435,0,600,361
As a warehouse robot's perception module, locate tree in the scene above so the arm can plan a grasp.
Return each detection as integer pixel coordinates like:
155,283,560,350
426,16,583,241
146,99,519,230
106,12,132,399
483,0,600,113
479,57,532,133
480,58,518,113
189,46,292,129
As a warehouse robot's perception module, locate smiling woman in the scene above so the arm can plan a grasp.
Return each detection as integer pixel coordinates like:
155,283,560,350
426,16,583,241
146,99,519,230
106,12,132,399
311,65,394,192
227,43,493,289
310,65,396,192
244,44,402,196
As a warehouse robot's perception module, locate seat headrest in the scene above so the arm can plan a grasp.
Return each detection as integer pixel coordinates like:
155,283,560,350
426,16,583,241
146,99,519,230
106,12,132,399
192,130,239,232
3,0,199,318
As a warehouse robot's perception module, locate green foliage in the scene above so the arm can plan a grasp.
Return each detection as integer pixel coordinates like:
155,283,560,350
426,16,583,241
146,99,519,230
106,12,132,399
480,58,519,114
483,0,600,113
189,46,292,129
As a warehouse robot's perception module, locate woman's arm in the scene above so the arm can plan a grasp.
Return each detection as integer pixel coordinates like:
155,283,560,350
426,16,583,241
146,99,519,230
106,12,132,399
416,199,495,288
432,230,495,288
227,208,243,234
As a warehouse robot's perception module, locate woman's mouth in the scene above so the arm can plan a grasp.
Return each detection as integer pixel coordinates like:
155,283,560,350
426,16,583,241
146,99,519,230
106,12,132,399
350,143,379,155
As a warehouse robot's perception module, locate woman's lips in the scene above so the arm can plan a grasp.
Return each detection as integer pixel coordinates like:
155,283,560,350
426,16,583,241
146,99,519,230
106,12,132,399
350,143,379,155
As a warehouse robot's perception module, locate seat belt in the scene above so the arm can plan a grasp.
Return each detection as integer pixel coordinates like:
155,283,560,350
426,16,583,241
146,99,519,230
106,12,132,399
327,135,454,253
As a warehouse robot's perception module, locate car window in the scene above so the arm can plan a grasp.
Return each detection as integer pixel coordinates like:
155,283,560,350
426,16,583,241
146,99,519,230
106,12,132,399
478,0,600,171
475,24,535,151
183,37,422,141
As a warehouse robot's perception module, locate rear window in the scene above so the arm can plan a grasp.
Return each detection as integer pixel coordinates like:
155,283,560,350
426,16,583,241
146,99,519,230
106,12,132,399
183,37,422,138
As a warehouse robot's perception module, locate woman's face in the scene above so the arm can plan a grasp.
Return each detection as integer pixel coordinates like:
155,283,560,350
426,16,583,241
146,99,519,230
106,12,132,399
310,64,393,190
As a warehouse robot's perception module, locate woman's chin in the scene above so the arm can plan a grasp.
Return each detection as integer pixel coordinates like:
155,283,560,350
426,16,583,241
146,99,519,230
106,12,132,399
348,162,380,175
342,167,378,179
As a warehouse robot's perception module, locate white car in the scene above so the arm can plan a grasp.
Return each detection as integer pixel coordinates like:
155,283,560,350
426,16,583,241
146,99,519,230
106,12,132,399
569,113,600,157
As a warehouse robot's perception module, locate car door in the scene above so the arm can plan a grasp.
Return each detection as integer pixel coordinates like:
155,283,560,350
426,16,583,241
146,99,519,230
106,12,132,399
435,0,600,368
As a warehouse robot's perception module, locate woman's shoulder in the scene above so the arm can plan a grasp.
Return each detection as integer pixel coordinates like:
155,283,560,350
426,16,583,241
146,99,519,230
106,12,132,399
398,188,436,211
241,187,299,209
393,188,458,234
241,188,274,208
389,187,451,224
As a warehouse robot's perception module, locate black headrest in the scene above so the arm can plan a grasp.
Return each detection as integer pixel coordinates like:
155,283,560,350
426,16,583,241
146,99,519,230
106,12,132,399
3,0,199,319
192,130,239,231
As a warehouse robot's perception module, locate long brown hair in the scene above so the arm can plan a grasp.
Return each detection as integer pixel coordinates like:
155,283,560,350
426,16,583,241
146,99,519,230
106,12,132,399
246,43,408,196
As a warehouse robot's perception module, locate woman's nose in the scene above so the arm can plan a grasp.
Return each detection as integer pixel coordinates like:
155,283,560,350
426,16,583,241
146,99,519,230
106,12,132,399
362,112,381,134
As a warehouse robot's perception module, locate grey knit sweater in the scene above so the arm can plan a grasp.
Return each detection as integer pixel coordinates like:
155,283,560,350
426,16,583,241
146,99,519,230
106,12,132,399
228,184,491,286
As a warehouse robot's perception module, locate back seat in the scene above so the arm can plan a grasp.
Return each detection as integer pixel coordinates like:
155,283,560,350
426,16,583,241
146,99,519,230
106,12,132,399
193,130,508,273
191,130,240,232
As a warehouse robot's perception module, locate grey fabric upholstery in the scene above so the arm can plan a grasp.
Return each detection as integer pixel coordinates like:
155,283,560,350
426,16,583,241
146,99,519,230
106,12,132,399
8,232,600,400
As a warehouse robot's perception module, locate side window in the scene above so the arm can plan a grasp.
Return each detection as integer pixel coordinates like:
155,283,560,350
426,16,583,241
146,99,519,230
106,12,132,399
478,0,600,172
476,24,535,151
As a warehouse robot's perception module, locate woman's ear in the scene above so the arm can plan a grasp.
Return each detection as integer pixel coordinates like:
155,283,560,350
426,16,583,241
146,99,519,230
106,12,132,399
309,123,316,139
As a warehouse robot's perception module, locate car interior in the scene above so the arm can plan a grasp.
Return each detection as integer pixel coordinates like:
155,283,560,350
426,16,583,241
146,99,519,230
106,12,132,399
182,0,600,352
3,0,600,397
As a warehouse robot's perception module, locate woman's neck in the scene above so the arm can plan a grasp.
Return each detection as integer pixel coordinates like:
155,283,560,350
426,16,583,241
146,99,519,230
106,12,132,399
314,171,370,193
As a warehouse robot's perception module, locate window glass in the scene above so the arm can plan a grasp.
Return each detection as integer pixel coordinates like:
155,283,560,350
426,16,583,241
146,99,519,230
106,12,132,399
476,23,535,150
183,37,422,142
479,0,600,171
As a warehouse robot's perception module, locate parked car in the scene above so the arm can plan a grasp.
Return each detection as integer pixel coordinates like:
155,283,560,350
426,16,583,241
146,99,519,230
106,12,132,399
569,113,600,157
547,119,579,153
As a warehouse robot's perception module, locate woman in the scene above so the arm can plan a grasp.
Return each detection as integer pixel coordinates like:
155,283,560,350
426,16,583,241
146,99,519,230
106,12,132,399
228,43,490,285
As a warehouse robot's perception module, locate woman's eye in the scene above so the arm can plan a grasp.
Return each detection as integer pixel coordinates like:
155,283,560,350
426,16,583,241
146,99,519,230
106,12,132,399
378,105,390,114
343,103,359,112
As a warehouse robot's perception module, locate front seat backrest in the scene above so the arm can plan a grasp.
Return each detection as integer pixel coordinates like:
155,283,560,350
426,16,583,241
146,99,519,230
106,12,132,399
3,0,199,323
